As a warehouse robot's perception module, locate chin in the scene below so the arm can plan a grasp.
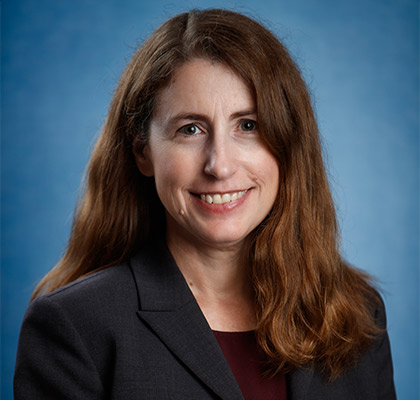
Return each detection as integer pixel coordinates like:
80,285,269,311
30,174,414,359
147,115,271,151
198,230,250,248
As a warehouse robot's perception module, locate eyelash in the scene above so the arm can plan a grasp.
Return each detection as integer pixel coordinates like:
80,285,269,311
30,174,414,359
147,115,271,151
177,119,258,136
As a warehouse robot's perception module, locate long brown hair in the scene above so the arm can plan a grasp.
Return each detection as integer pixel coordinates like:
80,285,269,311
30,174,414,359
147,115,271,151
33,9,380,379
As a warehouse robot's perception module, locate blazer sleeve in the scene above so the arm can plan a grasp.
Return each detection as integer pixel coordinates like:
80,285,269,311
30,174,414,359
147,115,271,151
374,296,397,400
14,295,104,400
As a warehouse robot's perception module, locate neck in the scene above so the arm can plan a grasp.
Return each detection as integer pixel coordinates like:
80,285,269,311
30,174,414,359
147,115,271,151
167,227,250,291
166,228,256,331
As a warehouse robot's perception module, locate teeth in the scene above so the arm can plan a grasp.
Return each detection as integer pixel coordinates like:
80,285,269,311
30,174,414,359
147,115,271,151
200,190,247,205
221,194,230,203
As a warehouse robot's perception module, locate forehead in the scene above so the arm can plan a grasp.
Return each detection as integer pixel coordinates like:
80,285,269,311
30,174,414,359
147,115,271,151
152,59,255,120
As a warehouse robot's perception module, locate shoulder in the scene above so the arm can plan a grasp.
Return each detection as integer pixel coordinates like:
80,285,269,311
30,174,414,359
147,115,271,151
344,292,396,398
28,262,139,328
45,262,134,299
300,291,396,399
15,263,142,399
371,290,388,330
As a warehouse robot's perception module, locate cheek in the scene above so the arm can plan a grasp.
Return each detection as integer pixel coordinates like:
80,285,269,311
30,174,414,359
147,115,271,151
153,152,192,194
255,154,280,211
268,160,280,189
255,150,280,189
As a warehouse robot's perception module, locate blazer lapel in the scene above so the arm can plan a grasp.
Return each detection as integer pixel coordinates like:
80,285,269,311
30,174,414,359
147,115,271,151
130,241,244,400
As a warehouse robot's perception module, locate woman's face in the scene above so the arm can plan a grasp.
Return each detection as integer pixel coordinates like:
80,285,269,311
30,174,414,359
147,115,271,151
135,59,279,250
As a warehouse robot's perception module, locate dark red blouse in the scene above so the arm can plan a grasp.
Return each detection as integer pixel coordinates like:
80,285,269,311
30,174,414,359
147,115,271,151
213,330,287,400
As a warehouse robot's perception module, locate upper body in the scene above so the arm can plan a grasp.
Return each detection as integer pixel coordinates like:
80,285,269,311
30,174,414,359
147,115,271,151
15,9,397,400
14,241,396,400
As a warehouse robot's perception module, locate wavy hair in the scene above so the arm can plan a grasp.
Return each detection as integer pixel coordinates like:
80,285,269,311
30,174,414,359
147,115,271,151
33,9,380,379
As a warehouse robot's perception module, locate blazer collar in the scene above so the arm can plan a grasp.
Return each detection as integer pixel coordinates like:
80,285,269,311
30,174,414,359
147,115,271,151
129,240,244,400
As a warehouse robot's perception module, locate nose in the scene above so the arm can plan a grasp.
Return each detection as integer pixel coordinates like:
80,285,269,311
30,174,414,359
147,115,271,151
203,134,237,180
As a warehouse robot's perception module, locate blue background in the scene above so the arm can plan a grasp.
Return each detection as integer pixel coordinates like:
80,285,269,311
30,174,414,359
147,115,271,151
2,1,418,398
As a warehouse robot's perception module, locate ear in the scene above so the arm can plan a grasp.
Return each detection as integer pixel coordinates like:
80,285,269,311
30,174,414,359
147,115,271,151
132,138,154,177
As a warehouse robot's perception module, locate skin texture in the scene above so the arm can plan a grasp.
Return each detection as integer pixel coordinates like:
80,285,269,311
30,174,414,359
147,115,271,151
134,59,279,330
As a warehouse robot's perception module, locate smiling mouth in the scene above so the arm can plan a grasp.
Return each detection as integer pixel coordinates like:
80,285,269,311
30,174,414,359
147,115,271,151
197,190,248,205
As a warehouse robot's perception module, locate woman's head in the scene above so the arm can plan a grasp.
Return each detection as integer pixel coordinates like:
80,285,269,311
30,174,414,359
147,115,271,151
100,8,327,243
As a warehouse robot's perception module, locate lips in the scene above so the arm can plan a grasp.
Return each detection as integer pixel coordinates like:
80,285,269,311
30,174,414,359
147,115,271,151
199,190,248,204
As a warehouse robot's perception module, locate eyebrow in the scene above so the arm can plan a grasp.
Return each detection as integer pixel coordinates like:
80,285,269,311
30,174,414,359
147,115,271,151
165,109,257,126
230,109,257,120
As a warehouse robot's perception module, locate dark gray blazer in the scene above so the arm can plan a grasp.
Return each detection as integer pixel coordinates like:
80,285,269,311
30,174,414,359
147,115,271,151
14,241,396,399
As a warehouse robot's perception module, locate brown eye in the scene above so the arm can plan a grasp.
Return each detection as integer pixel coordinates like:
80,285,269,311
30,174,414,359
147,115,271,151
179,124,202,136
239,120,257,132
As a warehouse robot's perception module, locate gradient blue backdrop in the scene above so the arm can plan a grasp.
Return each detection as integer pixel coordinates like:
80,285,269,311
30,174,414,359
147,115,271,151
2,1,418,399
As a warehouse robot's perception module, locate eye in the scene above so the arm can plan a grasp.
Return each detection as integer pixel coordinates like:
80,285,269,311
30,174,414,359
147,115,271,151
178,124,203,136
239,119,257,132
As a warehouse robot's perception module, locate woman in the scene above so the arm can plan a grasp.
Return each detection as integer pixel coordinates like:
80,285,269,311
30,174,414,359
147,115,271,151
14,9,396,399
